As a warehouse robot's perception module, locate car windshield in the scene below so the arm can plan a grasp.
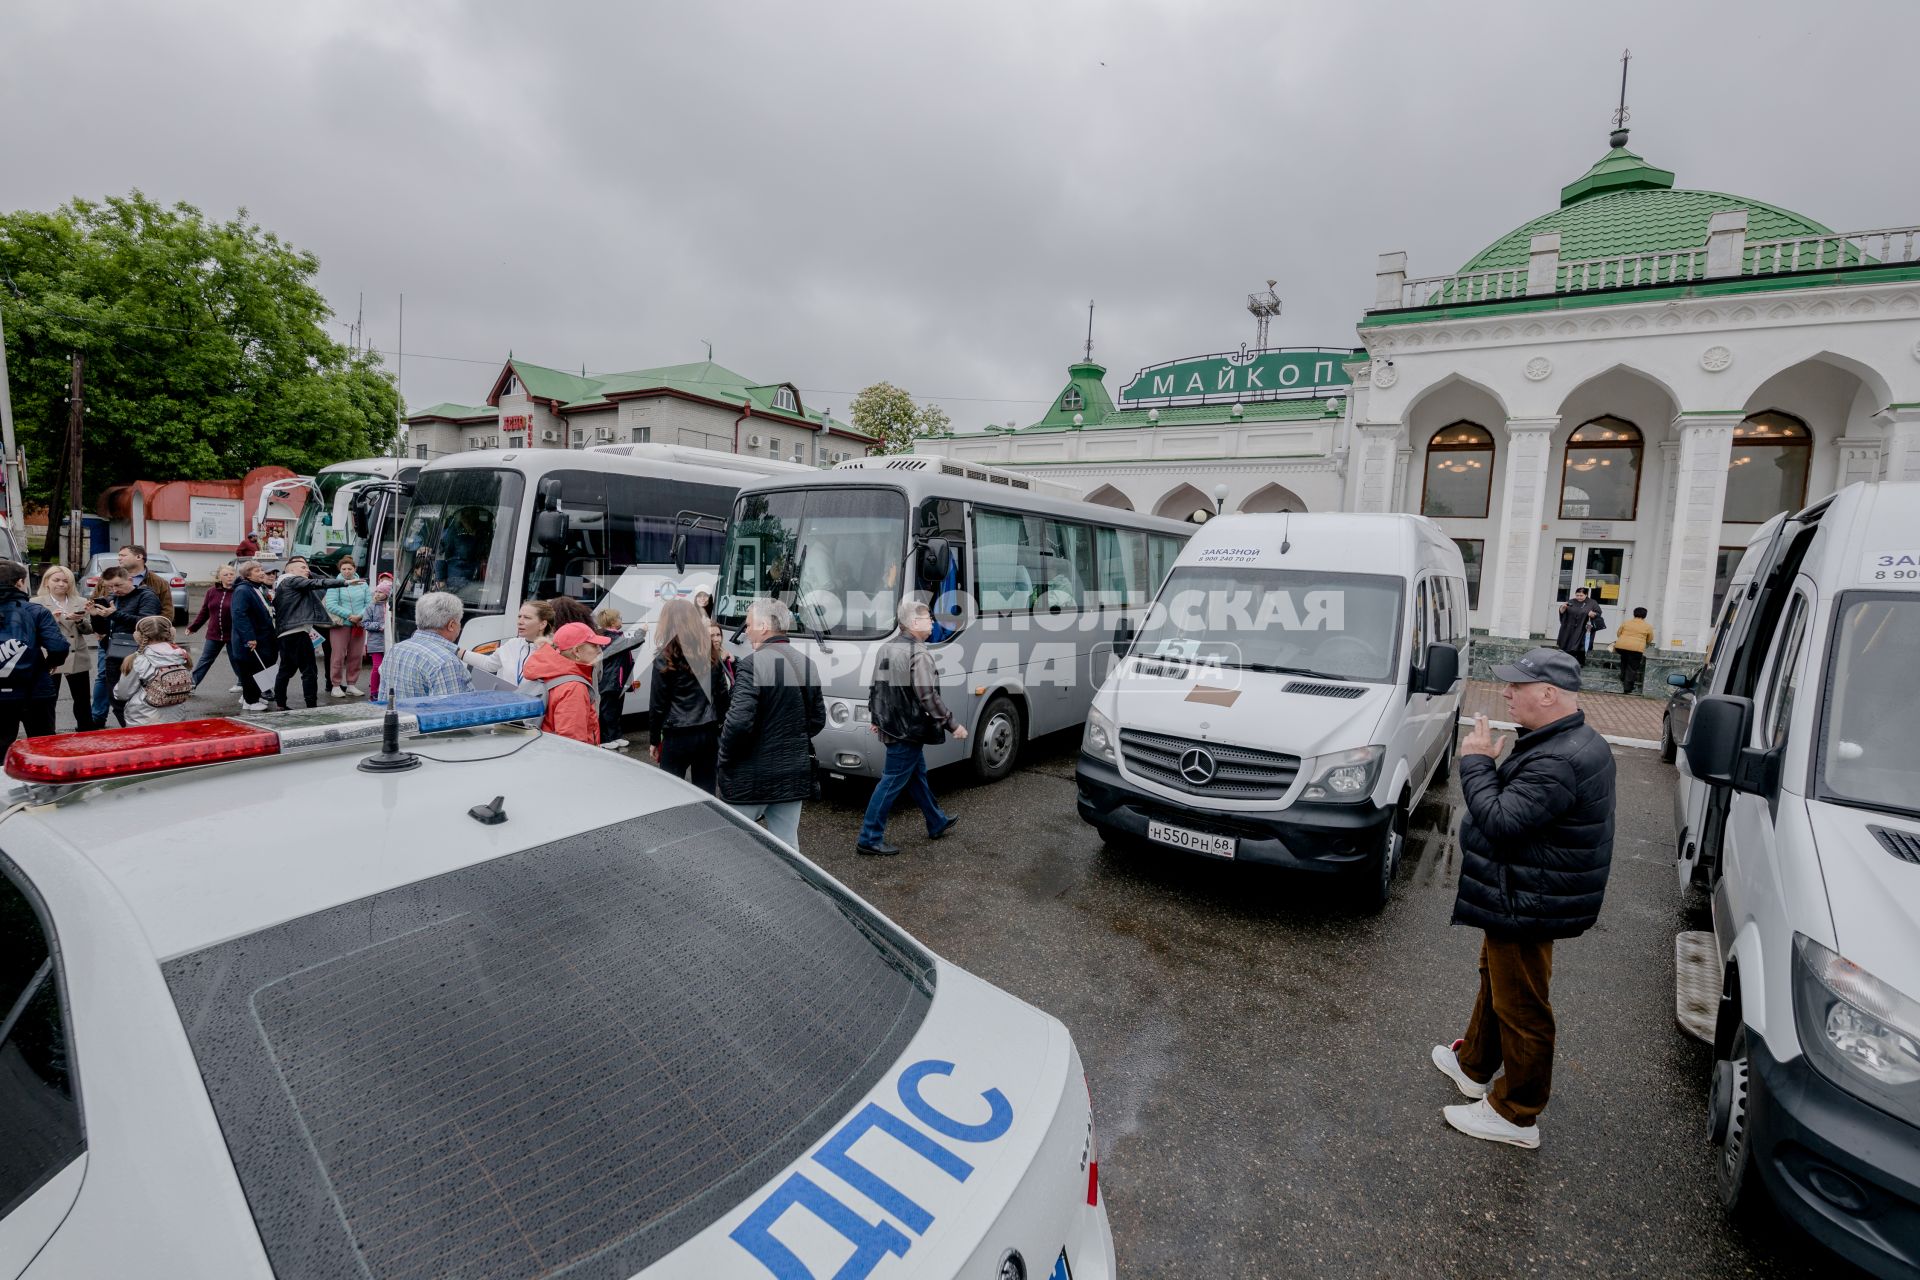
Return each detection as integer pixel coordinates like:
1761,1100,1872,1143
1131,567,1406,683
163,802,934,1280
394,467,523,633
718,487,907,639
1818,593,1920,818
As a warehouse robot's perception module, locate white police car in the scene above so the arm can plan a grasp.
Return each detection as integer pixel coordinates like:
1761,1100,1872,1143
0,694,1113,1280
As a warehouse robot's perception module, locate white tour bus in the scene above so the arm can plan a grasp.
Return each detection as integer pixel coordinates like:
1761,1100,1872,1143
387,444,811,712
1673,480,1920,1273
258,457,416,572
1075,512,1468,911
712,457,1192,782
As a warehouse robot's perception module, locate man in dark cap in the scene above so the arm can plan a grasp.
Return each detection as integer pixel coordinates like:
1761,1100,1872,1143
1430,646,1616,1149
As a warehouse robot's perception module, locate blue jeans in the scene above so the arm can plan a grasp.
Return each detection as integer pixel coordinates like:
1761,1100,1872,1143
733,800,803,850
191,637,227,688
858,740,950,847
91,649,116,725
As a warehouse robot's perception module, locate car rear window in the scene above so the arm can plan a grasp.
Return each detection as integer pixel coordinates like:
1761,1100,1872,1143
163,802,934,1279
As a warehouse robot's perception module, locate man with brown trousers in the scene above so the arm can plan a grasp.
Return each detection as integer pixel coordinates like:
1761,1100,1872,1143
1431,646,1617,1149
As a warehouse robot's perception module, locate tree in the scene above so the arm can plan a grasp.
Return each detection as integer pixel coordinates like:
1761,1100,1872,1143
0,191,401,542
848,381,949,454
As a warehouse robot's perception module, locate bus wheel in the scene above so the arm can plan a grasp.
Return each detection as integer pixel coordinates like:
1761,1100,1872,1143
1356,798,1408,914
1710,1022,1762,1219
970,695,1022,782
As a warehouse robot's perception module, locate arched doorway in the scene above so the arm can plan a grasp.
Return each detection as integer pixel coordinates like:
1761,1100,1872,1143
1153,483,1215,524
1084,484,1133,510
1238,482,1306,514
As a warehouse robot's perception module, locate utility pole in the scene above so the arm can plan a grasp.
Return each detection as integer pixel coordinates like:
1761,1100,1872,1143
0,304,28,551
66,353,84,573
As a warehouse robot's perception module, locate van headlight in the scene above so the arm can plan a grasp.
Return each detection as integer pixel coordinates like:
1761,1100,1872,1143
828,699,852,727
1082,707,1118,764
1793,933,1920,1125
1300,745,1384,803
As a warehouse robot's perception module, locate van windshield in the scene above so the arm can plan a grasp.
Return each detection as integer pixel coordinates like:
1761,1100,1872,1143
1818,593,1920,819
1133,567,1405,683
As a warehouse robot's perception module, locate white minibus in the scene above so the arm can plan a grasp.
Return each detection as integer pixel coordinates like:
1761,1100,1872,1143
1075,512,1468,910
1677,480,1920,1272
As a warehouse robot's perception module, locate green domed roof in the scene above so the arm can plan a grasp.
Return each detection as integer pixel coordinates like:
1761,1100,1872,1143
1458,137,1840,275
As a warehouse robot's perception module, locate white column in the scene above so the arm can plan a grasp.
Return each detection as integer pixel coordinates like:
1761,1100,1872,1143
1648,440,1682,620
1352,422,1405,512
1391,444,1414,511
1659,415,1737,653
1374,254,1407,309
1487,417,1559,639
1876,407,1920,482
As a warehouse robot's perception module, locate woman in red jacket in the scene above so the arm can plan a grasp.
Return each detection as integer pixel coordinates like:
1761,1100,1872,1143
521,621,608,745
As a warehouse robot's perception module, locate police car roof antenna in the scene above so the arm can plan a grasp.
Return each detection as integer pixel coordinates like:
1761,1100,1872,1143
359,705,421,773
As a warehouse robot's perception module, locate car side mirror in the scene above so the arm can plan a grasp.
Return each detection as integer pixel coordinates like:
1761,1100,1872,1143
916,537,951,587
1683,695,1778,795
1419,642,1460,696
1667,671,1692,689
1113,614,1136,657
670,530,687,575
531,510,568,550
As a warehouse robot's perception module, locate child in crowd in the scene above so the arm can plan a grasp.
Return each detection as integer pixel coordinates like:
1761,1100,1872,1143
365,574,392,701
593,607,637,749
113,615,192,726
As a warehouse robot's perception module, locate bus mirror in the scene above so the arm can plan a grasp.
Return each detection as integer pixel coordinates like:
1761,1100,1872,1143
348,493,372,540
671,531,687,575
1113,615,1136,654
538,476,564,512
1419,643,1460,696
531,510,568,550
1684,695,1777,795
320,513,333,527
917,538,951,586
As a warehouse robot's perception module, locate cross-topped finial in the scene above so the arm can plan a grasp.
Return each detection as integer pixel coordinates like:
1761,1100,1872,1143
1610,49,1632,146
1084,299,1095,362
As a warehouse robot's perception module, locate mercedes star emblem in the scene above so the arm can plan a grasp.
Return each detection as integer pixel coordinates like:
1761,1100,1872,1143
1179,747,1217,785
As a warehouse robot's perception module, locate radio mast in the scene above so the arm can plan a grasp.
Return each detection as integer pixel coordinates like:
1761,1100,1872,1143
1247,280,1282,349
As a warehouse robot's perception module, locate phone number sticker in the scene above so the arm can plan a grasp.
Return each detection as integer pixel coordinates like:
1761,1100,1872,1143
1862,550,1920,583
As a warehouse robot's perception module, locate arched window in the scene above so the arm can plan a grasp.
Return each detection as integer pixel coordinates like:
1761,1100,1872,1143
1420,422,1495,518
1560,416,1642,520
773,386,797,412
1726,411,1811,523
1061,388,1085,412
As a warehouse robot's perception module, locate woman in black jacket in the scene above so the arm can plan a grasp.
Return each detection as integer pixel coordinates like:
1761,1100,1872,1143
648,597,728,792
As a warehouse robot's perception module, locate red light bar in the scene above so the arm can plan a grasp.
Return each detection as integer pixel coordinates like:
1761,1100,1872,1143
5,719,280,784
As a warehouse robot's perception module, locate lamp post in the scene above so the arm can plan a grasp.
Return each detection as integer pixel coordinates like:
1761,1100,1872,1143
1212,483,1229,516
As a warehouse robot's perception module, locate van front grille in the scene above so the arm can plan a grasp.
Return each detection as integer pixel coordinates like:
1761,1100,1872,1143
1118,729,1300,800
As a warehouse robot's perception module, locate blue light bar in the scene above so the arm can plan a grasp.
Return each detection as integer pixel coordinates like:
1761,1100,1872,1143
397,691,546,734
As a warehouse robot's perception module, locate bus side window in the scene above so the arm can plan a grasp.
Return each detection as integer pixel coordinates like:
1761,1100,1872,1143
973,509,1031,614
523,470,608,604
1411,579,1430,668
1096,528,1148,606
1762,592,1810,750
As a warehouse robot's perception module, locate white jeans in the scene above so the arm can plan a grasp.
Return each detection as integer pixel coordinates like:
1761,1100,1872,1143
732,800,803,850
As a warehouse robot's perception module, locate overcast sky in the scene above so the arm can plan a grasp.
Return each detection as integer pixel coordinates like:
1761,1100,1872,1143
8,0,1917,431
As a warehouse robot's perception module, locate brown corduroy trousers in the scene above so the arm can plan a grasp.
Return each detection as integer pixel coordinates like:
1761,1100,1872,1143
1457,933,1556,1126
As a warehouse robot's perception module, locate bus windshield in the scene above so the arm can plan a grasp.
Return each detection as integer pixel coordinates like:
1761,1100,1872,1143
1132,567,1406,683
394,468,524,632
719,488,907,639
291,470,380,560
1818,594,1920,819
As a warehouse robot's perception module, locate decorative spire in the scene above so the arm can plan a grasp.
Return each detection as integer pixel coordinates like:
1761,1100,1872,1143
1084,299,1095,362
1610,48,1632,149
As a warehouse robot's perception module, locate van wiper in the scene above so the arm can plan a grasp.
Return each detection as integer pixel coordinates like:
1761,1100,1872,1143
1215,661,1353,681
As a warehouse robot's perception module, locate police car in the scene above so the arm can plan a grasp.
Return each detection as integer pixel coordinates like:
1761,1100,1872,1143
0,694,1113,1280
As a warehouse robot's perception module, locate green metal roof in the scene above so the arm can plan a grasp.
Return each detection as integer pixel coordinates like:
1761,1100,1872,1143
926,362,1343,439
501,358,864,436
1458,138,1839,275
408,402,494,422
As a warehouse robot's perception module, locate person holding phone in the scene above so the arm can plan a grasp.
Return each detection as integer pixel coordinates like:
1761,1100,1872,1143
87,566,165,728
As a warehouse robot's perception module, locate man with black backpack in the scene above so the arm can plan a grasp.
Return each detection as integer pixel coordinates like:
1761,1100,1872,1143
856,598,967,857
0,560,70,749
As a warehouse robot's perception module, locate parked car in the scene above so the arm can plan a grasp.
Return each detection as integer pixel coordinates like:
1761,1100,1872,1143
82,550,187,622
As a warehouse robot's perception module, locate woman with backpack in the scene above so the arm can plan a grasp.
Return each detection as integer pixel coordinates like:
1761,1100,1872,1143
33,565,95,731
112,615,192,727
648,596,729,792
519,621,608,746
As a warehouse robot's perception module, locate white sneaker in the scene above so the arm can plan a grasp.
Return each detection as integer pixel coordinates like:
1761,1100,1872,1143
599,738,628,750
329,686,346,698
1442,1098,1540,1149
228,684,242,693
345,685,363,697
1431,1040,1493,1099
240,701,268,712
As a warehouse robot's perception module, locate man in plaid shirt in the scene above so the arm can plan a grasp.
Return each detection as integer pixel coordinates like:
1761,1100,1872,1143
379,591,475,702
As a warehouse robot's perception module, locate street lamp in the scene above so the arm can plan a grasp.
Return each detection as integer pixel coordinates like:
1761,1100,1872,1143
1212,483,1229,515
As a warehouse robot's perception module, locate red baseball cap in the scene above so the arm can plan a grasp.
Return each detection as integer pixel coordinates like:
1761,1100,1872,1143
553,621,611,649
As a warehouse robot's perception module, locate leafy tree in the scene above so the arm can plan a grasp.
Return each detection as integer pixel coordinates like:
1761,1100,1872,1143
0,191,400,543
848,381,949,454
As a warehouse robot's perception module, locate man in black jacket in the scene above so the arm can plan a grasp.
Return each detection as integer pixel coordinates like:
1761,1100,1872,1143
87,565,165,727
856,599,967,857
1431,646,1616,1150
267,556,347,710
718,598,826,849
0,560,69,747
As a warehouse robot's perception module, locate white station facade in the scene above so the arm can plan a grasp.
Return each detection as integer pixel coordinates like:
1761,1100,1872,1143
924,126,1920,655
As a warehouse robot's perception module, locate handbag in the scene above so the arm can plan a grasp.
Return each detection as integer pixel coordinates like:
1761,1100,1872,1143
105,630,139,662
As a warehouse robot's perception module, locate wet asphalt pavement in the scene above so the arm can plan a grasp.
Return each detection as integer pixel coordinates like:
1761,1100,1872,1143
790,732,1848,1279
